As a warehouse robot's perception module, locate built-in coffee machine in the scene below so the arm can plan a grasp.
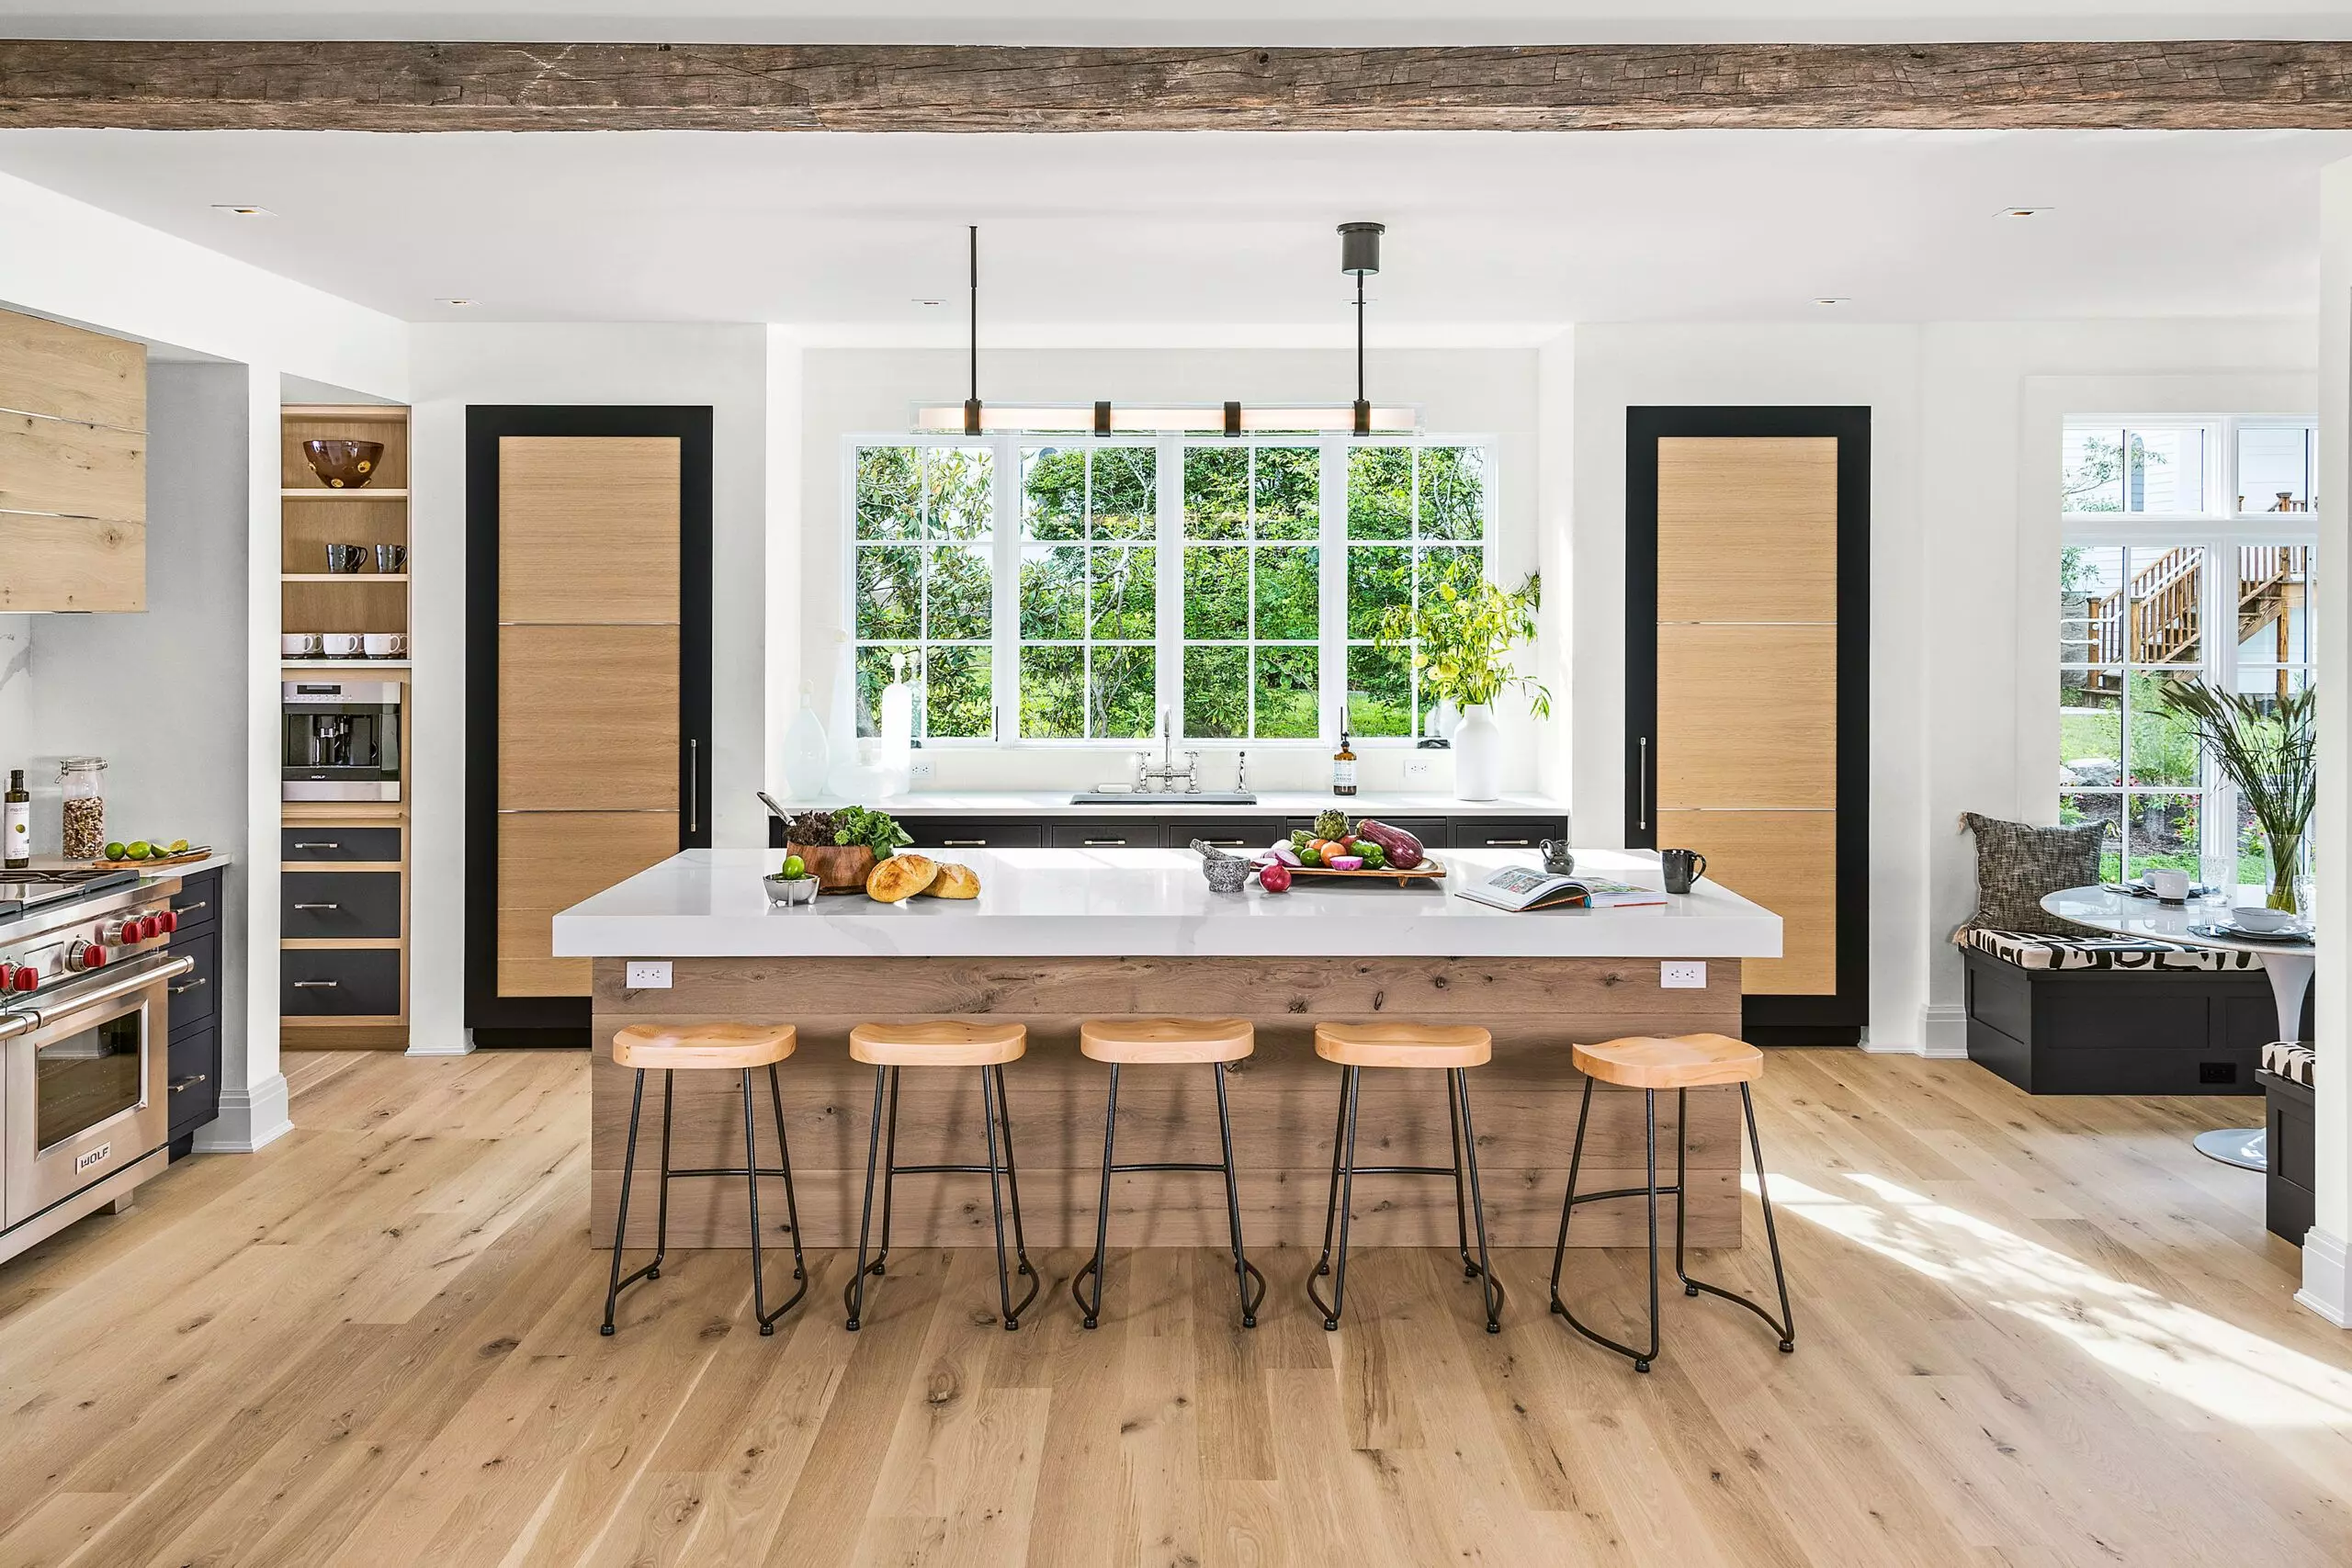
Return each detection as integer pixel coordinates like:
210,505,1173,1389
282,680,402,801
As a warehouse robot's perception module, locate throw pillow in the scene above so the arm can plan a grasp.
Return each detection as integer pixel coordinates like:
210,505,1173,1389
1960,812,2109,935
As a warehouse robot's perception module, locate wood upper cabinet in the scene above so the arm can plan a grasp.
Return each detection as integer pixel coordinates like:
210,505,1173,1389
0,309,146,612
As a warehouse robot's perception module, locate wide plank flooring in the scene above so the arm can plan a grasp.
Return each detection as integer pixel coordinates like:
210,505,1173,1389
0,1048,2346,1566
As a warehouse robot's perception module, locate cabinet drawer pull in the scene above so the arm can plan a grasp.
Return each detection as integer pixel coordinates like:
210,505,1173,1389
1081,839,1127,847
170,1074,209,1092
292,902,339,911
1201,839,1246,847
292,979,339,989
171,977,209,996
942,839,988,847
177,900,209,916
292,840,341,851
1484,838,1532,847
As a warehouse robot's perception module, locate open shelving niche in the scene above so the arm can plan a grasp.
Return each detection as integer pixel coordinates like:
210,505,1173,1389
280,403,412,1049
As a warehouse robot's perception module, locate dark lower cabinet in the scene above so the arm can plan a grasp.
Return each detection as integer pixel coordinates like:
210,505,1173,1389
166,868,223,1156
897,818,1046,851
282,870,401,940
1046,819,1165,850
282,947,402,1017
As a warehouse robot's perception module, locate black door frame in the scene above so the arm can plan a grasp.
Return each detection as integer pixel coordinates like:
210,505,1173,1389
465,405,713,1047
1624,405,1871,1045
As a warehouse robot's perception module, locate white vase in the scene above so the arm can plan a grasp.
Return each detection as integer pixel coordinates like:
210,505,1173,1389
782,683,831,799
1428,696,1461,743
1453,704,1501,800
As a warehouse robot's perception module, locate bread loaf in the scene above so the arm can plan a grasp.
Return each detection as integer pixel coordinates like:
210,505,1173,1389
922,862,980,899
865,852,940,903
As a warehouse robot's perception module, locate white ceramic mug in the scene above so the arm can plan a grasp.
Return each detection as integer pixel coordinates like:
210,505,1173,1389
362,632,405,659
322,632,365,660
2146,868,2190,903
280,632,322,659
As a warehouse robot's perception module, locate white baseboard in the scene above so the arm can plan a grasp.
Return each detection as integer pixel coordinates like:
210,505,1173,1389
191,1073,292,1155
2299,1227,2352,1327
1860,1007,1968,1058
405,1031,476,1058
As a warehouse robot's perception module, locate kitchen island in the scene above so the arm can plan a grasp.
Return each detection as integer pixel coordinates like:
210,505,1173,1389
556,847,1781,1252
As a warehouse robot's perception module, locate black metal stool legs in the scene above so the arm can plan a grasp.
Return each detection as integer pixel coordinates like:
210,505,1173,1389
1551,1079,1795,1371
1308,1066,1497,1332
605,1065,807,1337
1452,1068,1504,1333
1307,1066,1363,1328
1672,1086,1796,1352
848,1063,1036,1332
1073,1062,1265,1330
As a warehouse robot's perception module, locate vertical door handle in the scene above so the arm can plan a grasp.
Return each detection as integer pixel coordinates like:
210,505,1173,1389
689,738,698,836
1637,736,1649,834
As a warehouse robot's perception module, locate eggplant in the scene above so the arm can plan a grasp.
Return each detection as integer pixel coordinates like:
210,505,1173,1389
1351,818,1425,870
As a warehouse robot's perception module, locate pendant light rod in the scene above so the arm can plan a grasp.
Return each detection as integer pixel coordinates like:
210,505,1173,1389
1338,221,1384,437
964,223,982,436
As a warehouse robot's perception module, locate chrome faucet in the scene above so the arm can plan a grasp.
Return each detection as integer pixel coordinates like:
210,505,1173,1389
1135,708,1201,794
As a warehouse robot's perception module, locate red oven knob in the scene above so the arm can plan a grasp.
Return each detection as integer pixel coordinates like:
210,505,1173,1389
64,940,106,973
10,965,34,992
103,918,140,944
155,909,177,934
138,914,162,940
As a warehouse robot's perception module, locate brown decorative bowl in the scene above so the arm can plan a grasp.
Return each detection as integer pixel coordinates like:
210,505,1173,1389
787,841,877,894
302,439,385,489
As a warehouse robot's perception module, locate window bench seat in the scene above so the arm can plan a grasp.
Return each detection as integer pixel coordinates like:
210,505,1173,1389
2261,1043,2316,1245
1961,928,2298,1096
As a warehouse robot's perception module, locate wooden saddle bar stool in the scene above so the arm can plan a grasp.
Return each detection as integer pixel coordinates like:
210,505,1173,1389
843,1020,1038,1332
1548,1032,1796,1372
601,1021,808,1337
1071,1016,1266,1330
1308,1021,1504,1335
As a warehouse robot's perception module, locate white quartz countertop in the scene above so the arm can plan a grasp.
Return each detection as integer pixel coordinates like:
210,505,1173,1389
553,847,1780,961
761,790,1564,819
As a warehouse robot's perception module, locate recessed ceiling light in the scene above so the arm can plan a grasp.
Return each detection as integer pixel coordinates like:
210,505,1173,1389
1997,206,2052,219
1813,296,1850,307
210,204,275,217
438,298,476,307
913,298,944,307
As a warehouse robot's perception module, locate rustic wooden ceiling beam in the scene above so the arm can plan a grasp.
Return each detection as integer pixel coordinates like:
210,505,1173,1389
2,39,2349,132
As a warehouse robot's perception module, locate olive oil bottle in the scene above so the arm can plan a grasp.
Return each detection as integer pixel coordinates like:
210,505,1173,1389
4,769,28,870
1331,728,1357,796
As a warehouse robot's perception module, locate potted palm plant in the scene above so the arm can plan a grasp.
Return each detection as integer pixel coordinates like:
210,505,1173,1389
1374,572,1549,800
2154,680,2317,913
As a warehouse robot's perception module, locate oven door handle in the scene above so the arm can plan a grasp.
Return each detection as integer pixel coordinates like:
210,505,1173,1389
25,955,194,1031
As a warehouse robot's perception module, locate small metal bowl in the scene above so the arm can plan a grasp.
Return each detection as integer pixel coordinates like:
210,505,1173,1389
764,874,820,907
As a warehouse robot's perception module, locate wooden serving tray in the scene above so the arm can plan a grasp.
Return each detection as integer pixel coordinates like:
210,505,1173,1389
1287,859,1447,886
88,846,211,870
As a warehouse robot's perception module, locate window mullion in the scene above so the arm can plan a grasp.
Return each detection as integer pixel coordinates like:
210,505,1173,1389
992,436,1019,743
1319,438,1347,745
1158,434,1183,747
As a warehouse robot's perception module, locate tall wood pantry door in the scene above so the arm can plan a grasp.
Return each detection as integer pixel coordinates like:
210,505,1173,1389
466,407,712,1046
1625,407,1870,1045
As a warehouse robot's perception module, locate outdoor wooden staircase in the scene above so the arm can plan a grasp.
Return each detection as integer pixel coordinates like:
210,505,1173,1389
2080,547,2305,693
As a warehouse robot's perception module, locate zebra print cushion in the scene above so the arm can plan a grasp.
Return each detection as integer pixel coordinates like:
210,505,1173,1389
2261,1041,2315,1088
1962,928,2264,972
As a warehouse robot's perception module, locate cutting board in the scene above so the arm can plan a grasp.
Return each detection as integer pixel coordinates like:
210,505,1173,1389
88,846,211,870
1287,859,1447,886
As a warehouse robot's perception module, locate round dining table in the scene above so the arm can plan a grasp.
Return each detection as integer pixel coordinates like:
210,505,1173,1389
2040,884,2312,1172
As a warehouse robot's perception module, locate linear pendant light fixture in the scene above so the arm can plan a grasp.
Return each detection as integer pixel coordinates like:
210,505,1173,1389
1339,220,1384,436
963,224,982,435
910,217,1417,436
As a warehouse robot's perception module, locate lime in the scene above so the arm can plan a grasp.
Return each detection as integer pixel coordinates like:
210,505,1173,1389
104,841,127,860
169,839,190,854
782,854,807,880
126,840,151,860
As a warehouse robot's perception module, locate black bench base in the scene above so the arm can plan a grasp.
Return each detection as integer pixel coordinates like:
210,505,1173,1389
2261,1068,2315,1245
1962,946,2305,1097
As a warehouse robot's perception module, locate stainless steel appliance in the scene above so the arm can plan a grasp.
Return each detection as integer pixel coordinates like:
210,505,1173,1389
283,679,402,801
0,875,192,1263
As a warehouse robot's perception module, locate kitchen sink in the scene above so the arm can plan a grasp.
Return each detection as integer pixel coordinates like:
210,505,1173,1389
1070,791,1260,806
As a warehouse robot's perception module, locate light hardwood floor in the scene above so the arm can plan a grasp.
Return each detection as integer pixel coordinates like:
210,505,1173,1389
2,1048,2347,1567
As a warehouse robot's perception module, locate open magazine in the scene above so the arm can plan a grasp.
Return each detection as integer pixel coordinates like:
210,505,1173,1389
1453,865,1670,913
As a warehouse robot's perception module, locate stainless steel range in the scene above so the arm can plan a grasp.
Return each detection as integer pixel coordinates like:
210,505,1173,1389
0,869,194,1265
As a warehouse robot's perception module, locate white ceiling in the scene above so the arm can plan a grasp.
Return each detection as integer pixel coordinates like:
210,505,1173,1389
0,1,2346,43
0,128,2344,332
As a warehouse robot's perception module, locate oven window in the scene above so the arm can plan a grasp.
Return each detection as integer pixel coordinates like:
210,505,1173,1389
37,1010,143,1151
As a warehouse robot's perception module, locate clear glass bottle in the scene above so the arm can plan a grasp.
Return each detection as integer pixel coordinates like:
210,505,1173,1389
59,756,106,861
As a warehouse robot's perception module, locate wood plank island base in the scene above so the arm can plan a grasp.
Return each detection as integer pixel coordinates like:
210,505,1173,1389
560,848,1782,1253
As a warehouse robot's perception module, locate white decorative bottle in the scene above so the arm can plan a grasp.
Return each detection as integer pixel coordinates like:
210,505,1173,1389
876,652,915,797
782,680,831,799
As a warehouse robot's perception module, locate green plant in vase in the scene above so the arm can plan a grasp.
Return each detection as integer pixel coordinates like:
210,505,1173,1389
2154,680,2316,913
1373,571,1549,802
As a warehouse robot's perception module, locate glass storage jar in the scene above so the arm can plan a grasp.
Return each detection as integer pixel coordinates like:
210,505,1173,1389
59,756,106,861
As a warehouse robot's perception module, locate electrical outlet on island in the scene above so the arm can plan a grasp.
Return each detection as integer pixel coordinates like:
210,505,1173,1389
626,961,673,989
1660,961,1706,989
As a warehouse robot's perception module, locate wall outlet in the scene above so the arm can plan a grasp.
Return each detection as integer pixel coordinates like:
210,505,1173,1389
1660,961,1706,989
1404,755,1433,781
909,756,934,779
626,961,673,989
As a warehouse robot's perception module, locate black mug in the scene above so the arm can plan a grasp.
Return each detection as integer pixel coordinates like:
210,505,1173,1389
1662,848,1707,895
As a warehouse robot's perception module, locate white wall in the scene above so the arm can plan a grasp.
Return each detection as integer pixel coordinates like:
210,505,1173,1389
17,363,264,1143
2306,156,2351,1328
406,323,769,1055
788,344,1551,797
